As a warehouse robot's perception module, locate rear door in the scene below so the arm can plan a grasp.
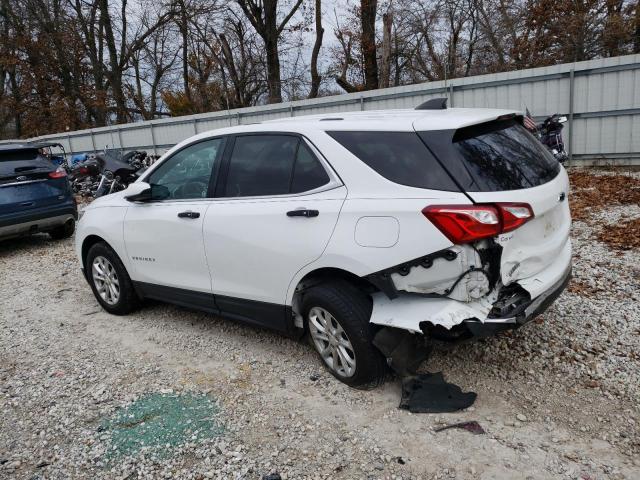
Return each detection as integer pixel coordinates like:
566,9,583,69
416,118,571,289
202,134,346,330
0,148,67,216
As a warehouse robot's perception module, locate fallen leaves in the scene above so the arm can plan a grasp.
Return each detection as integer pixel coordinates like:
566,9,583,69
568,170,640,222
596,218,640,251
568,280,605,297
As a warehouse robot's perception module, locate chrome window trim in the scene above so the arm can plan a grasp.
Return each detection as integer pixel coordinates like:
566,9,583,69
0,179,47,188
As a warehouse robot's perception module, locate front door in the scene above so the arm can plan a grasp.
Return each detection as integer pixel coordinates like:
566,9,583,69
202,134,346,331
124,138,226,300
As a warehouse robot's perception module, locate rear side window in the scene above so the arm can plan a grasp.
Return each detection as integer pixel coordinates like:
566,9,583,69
225,135,298,197
419,119,560,191
327,131,459,191
291,142,330,193
223,135,330,197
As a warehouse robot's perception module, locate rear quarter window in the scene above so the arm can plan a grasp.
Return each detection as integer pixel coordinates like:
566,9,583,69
327,131,459,191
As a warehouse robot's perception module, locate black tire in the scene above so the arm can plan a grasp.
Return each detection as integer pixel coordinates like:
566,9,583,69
85,241,140,315
49,219,75,240
301,280,387,389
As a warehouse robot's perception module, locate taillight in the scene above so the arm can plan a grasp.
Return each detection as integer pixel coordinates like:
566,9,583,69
499,203,534,232
48,167,67,179
422,205,501,244
422,203,534,244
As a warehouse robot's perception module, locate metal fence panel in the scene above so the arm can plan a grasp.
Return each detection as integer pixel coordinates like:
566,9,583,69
3,53,639,165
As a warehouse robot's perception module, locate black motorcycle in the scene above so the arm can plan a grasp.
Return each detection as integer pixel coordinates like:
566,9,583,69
69,151,150,198
538,114,568,163
525,113,568,163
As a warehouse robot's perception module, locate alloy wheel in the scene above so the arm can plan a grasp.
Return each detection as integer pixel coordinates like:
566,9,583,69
92,256,120,305
308,306,357,378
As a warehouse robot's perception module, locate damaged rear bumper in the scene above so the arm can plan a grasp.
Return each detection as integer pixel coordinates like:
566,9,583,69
463,263,571,337
369,256,572,339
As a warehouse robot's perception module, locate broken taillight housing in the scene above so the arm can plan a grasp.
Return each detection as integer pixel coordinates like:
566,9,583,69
422,203,534,244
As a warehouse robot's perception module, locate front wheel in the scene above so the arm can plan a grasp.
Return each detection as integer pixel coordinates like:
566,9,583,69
85,242,140,315
301,281,387,389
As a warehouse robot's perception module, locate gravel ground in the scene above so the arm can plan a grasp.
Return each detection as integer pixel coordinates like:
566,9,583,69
1,170,639,479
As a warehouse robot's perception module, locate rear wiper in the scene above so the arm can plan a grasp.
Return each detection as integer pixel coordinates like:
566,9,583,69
14,166,38,172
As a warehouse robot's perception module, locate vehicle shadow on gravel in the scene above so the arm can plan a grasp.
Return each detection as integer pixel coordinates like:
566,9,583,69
0,234,61,257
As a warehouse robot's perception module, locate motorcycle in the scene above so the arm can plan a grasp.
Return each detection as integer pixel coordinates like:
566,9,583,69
69,150,158,198
525,112,569,163
538,114,568,163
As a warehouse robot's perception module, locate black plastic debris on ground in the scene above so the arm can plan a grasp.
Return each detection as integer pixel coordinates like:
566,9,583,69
435,420,485,435
400,372,477,413
373,327,431,376
373,327,477,413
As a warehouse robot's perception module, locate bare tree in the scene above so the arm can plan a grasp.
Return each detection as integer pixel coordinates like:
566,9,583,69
379,10,393,88
236,0,304,103
360,0,378,89
308,0,324,98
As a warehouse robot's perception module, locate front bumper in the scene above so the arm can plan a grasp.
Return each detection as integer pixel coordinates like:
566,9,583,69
463,263,572,337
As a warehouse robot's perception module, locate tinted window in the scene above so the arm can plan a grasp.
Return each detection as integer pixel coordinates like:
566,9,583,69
147,138,223,199
327,131,459,191
291,142,330,193
0,149,38,162
224,135,298,197
419,119,560,192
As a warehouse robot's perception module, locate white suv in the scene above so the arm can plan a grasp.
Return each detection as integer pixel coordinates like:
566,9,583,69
75,105,572,388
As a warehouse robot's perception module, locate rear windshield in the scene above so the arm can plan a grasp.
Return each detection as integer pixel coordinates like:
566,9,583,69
419,119,560,192
327,131,459,191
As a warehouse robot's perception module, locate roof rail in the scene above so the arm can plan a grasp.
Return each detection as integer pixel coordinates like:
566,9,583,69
415,98,448,110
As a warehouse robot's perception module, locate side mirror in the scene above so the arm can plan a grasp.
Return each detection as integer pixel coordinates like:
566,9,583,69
124,182,153,202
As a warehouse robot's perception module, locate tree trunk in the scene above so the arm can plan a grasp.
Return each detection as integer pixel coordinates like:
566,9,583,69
308,0,324,98
265,35,282,103
180,2,190,101
360,0,378,90
379,11,392,89
634,0,640,53
99,0,128,123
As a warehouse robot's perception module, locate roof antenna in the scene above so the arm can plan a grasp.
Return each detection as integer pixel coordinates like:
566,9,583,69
415,98,448,110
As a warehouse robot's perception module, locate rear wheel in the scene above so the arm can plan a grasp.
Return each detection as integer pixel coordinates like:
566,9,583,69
301,281,387,389
86,242,139,315
49,219,75,240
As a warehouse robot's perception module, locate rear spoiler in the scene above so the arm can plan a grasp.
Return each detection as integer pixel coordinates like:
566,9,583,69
415,98,448,110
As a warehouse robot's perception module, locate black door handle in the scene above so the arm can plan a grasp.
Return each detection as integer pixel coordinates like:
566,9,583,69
286,209,319,218
177,211,200,219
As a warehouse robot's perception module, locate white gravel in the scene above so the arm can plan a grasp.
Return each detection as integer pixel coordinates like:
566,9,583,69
1,179,639,479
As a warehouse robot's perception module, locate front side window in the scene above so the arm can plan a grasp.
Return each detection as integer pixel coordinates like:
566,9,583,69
146,138,224,200
223,135,330,197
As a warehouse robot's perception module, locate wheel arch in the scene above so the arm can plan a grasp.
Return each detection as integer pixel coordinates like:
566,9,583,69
81,235,109,276
289,267,379,329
